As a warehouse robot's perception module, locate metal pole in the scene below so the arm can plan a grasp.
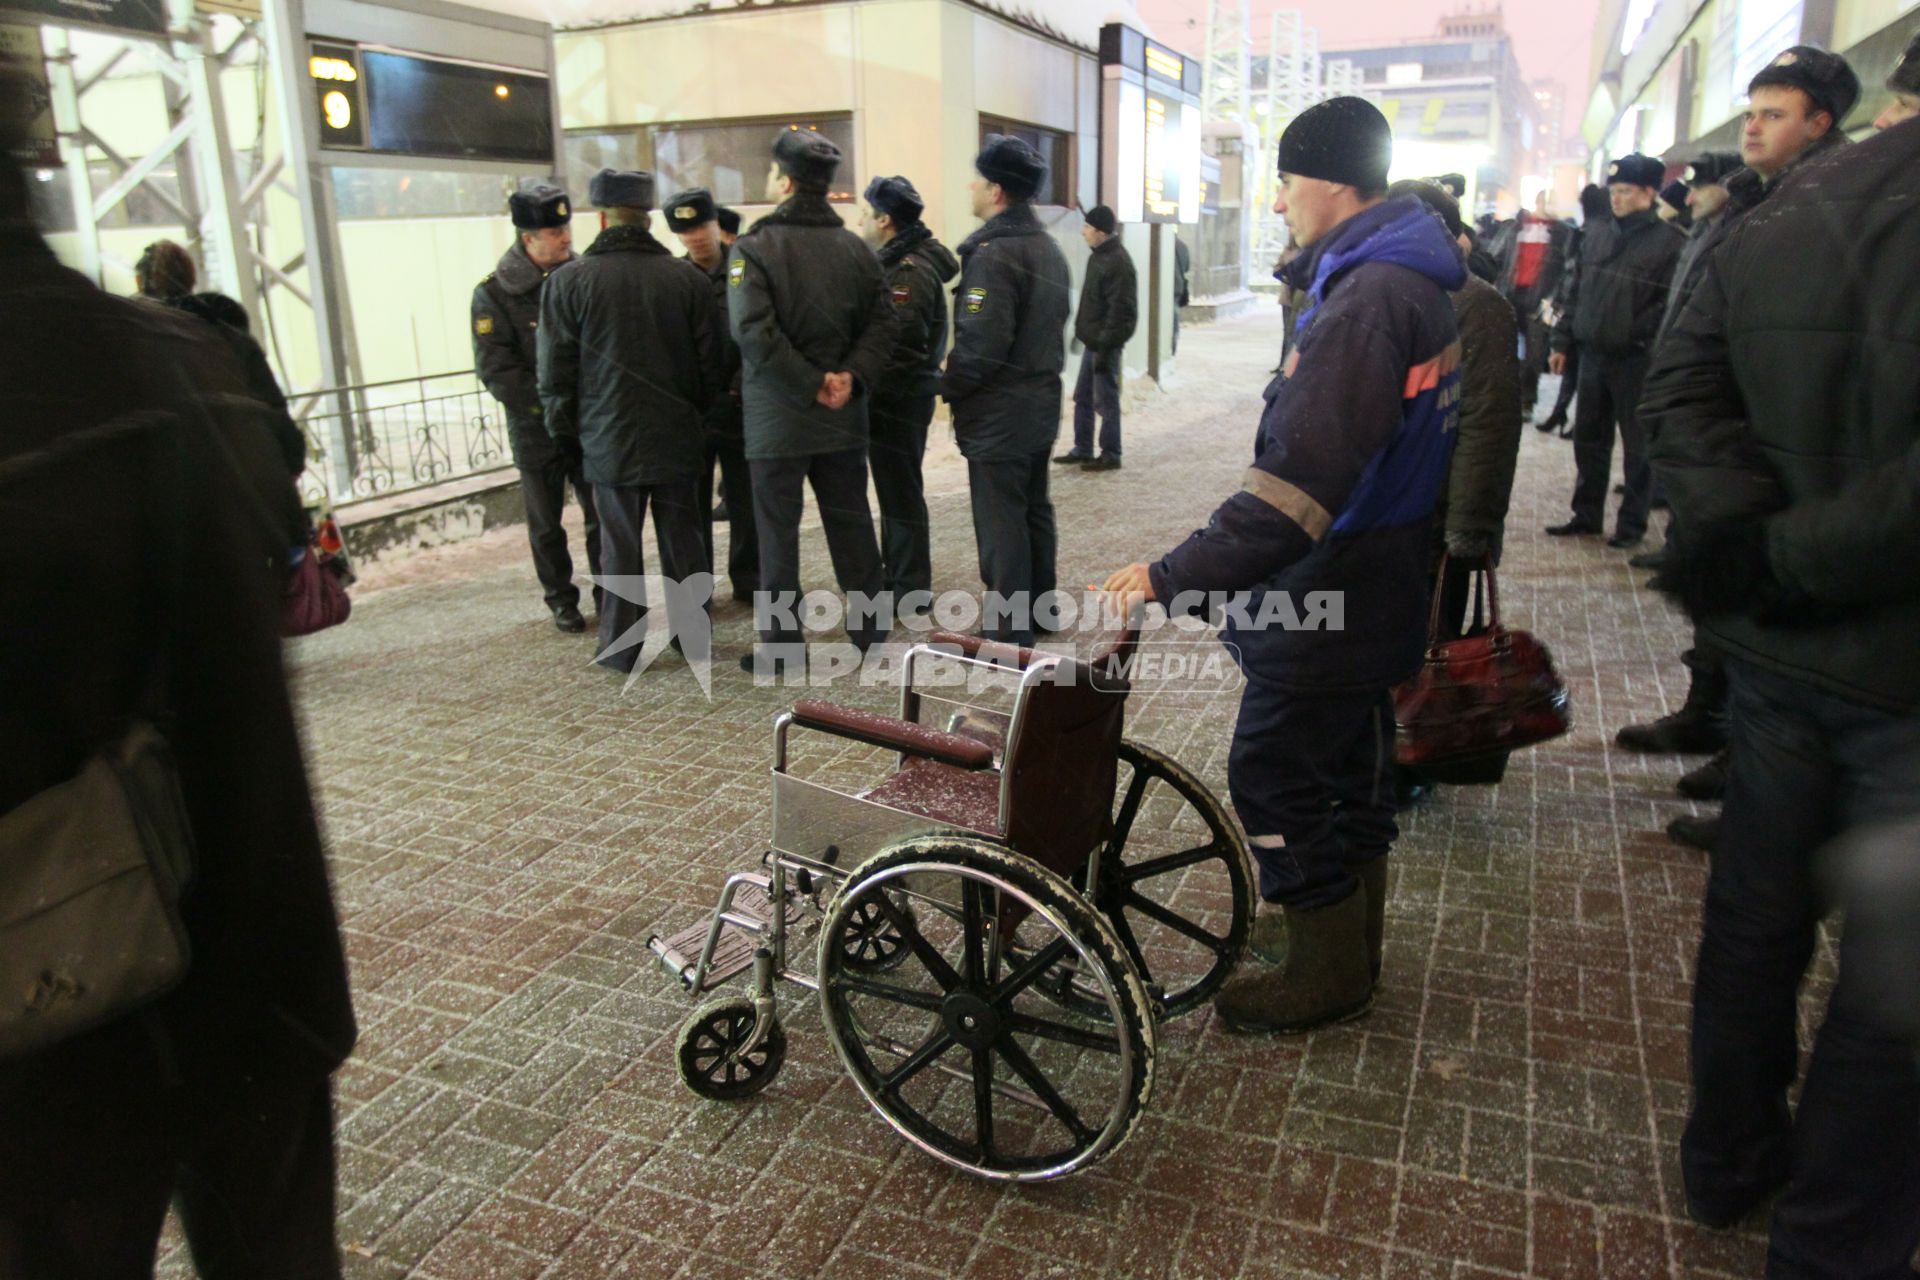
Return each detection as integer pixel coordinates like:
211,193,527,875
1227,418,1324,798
171,2,262,323
44,28,101,285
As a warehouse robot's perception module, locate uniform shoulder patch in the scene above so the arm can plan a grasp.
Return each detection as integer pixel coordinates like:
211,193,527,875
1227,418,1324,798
890,283,912,307
475,314,495,336
963,285,987,315
728,258,745,287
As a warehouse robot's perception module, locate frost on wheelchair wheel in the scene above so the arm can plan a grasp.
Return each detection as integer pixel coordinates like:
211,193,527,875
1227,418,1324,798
675,997,788,1101
817,839,1155,1182
1041,741,1254,1020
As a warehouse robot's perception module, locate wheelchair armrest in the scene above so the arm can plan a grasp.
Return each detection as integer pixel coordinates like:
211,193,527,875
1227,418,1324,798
790,698,996,770
926,630,1047,671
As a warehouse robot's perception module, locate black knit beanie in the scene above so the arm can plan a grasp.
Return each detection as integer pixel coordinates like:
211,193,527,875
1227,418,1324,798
1277,97,1393,192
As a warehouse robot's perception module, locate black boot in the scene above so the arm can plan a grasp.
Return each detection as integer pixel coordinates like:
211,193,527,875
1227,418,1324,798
1212,887,1373,1034
1359,859,1387,983
1667,811,1720,851
1615,671,1726,754
1539,407,1568,434
1677,749,1730,800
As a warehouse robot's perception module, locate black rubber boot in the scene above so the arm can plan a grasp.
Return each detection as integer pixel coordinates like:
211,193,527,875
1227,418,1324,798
1667,811,1720,852
1212,886,1373,1034
1616,670,1727,754
1360,859,1387,983
1677,749,1730,801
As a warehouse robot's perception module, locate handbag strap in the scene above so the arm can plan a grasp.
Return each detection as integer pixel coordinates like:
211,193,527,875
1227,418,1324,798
1426,552,1507,644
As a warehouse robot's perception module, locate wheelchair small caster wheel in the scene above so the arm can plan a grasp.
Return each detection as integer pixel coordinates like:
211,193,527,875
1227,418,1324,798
839,889,914,973
676,999,786,1101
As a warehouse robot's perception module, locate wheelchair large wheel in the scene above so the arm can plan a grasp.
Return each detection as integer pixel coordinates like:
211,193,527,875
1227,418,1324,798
816,838,1154,1182
1049,740,1254,1020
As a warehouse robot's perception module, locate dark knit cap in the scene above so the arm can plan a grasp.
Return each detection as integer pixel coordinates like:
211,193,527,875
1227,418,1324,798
863,175,925,223
1748,46,1861,124
1605,153,1665,189
509,183,571,230
663,187,717,231
1277,96,1393,192
716,206,741,235
1683,152,1741,186
975,134,1047,199
1084,204,1117,234
1386,179,1462,238
1887,30,1920,96
1434,173,1467,200
587,169,654,210
772,129,841,189
1659,179,1690,215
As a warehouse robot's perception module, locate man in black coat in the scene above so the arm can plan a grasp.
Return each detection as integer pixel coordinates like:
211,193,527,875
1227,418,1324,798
1057,204,1137,472
538,169,719,675
729,131,896,675
1641,115,1920,1274
942,135,1073,645
665,186,758,605
1546,152,1683,547
474,184,602,633
0,151,355,1276
860,174,958,610
1495,196,1569,420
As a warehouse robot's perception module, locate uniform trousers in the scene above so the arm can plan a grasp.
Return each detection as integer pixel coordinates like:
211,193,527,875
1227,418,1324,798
748,448,888,651
1071,348,1123,459
1228,678,1397,909
1683,659,1920,1279
1568,350,1653,538
868,395,934,598
518,441,601,612
965,450,1057,646
590,481,706,673
696,434,758,601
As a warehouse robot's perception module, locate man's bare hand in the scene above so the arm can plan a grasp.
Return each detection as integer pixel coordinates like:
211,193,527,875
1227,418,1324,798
1548,352,1567,376
1097,562,1156,619
816,371,854,410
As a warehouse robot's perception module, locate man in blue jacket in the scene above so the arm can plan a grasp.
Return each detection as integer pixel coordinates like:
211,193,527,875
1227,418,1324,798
1103,98,1464,1033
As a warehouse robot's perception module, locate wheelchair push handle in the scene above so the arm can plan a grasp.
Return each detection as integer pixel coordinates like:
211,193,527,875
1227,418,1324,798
926,626,1140,680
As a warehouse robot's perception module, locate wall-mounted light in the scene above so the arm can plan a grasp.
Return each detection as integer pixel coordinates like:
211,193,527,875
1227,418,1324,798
494,84,509,99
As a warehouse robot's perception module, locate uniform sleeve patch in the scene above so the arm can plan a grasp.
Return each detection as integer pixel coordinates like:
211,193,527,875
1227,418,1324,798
964,285,987,314
891,284,912,307
475,314,494,336
728,258,745,287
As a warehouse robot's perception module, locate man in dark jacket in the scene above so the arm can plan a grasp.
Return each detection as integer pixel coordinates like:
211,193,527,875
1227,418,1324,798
474,184,602,633
1056,204,1137,472
0,150,355,1276
1546,153,1681,547
860,174,957,609
1616,50,1858,851
539,169,718,675
1103,99,1464,1034
943,134,1073,645
1641,117,1920,1275
666,186,757,605
1496,196,1569,421
730,131,896,675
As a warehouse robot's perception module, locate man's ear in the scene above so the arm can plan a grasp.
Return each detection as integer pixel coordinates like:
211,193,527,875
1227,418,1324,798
1809,109,1835,137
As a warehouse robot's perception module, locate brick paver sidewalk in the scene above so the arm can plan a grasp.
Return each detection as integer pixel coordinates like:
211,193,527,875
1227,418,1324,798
158,307,1819,1279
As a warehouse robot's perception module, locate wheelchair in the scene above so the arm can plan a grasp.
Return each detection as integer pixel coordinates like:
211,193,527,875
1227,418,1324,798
648,628,1254,1181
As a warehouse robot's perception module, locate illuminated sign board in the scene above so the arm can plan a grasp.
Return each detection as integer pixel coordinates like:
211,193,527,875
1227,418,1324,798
306,37,552,164
1098,23,1201,225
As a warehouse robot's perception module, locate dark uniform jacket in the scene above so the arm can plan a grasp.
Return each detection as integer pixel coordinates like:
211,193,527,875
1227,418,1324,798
941,202,1073,462
691,256,744,444
537,223,718,488
1437,272,1521,555
1150,197,1465,691
1551,207,1682,357
474,242,571,470
1644,123,1920,713
1074,235,1138,355
727,194,896,460
0,219,355,1085
873,223,959,405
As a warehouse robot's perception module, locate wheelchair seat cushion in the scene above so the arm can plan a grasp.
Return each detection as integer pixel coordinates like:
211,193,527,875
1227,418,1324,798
861,759,1003,837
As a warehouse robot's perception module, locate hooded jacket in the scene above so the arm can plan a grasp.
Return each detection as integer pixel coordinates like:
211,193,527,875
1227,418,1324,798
1643,123,1920,712
475,241,574,470
158,291,305,477
941,202,1074,461
873,222,960,406
728,193,897,460
1150,196,1465,689
537,222,719,487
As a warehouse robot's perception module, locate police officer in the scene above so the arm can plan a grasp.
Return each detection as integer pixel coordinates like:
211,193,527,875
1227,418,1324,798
1058,204,1137,471
716,206,741,246
538,169,719,675
942,134,1072,646
665,186,758,604
1546,153,1683,548
473,183,601,632
729,131,896,676
859,174,958,612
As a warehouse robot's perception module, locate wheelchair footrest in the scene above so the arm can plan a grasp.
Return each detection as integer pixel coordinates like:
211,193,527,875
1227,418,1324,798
648,883,796,993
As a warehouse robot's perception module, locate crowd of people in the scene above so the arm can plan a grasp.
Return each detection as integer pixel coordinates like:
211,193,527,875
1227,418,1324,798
1,25,1916,1278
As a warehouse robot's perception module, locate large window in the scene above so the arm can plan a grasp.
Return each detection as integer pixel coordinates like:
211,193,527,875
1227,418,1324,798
978,115,1071,207
332,168,541,220
563,116,857,207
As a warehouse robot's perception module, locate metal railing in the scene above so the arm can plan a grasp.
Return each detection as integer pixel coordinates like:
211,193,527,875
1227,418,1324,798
294,370,510,509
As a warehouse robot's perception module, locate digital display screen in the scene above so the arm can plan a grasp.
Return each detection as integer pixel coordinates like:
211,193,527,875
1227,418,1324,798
1099,23,1201,225
357,49,552,164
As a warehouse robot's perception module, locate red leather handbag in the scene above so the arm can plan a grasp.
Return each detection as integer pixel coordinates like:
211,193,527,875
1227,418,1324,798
1393,556,1571,767
283,534,352,637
